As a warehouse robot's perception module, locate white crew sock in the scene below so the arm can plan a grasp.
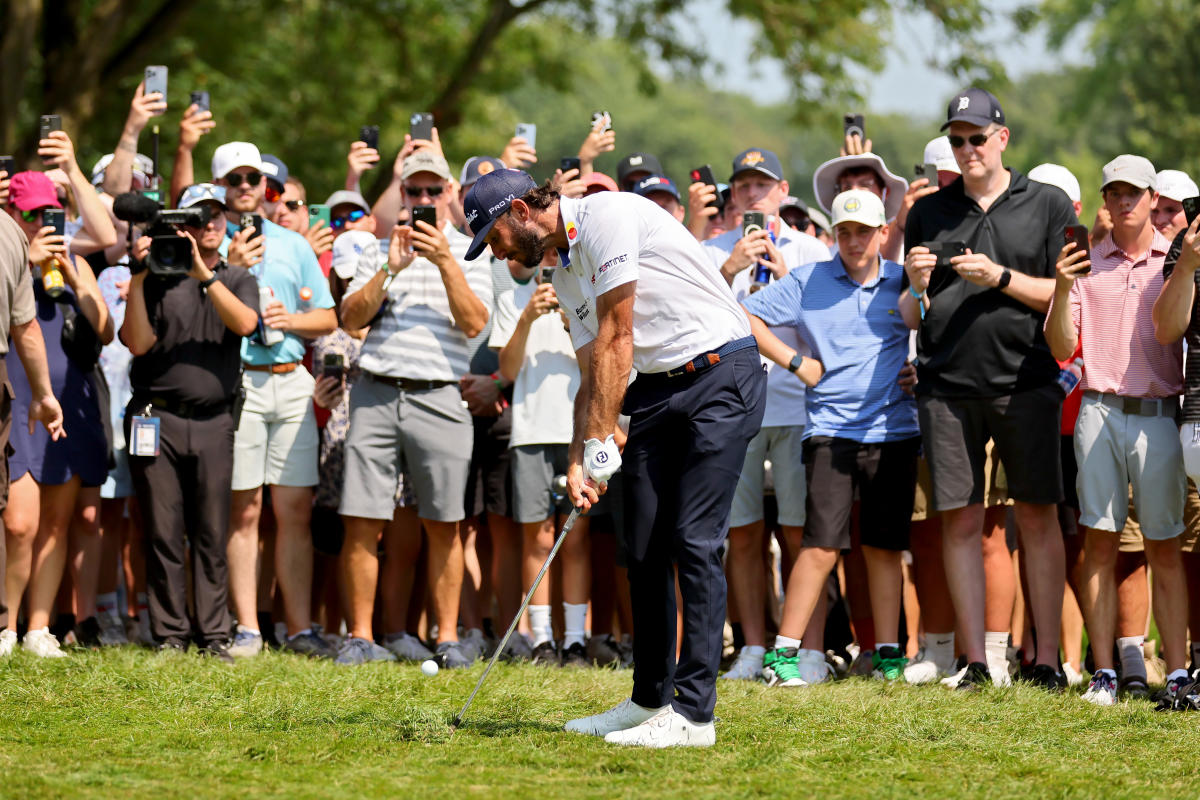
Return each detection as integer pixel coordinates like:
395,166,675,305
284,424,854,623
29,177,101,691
985,631,1009,665
1167,668,1190,683
529,605,553,646
287,628,313,641
1117,635,1147,680
925,632,955,670
875,641,900,652
96,592,118,616
563,603,588,649
774,635,801,650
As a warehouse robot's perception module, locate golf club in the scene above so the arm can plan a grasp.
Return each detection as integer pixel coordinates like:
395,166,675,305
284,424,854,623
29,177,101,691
452,502,582,728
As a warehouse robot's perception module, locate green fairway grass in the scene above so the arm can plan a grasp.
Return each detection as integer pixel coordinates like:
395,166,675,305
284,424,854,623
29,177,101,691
0,647,1192,798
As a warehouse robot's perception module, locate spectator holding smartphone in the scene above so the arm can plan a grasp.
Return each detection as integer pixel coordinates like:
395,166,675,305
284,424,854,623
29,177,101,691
1152,170,1199,241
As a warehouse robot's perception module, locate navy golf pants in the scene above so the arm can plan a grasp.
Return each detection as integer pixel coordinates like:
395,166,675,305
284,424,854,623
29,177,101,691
621,344,766,723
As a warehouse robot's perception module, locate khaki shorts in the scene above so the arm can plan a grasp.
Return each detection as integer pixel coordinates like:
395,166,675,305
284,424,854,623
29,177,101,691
912,438,1011,522
1119,479,1200,553
731,424,807,527
232,367,320,490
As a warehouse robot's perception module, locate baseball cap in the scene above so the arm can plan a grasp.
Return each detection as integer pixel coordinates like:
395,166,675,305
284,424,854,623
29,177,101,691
830,190,887,229
812,154,908,219
632,175,680,202
8,171,61,211
178,183,227,210
330,229,380,280
401,150,452,181
1028,163,1081,204
325,190,370,214
730,148,784,182
582,172,618,193
808,208,831,235
463,169,538,260
941,88,1005,131
261,154,289,189
460,156,505,187
923,136,960,174
616,153,663,187
91,152,154,188
211,142,265,180
780,196,808,213
1155,169,1199,202
1101,154,1157,191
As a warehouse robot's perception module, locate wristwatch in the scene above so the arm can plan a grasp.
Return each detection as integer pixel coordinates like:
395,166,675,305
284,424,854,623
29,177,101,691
997,268,1012,290
788,353,805,374
198,274,219,292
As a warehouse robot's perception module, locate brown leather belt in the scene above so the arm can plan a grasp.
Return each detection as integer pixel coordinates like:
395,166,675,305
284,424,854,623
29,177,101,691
245,362,300,374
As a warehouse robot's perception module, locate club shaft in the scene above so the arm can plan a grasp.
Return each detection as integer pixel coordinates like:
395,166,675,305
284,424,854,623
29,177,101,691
453,506,581,727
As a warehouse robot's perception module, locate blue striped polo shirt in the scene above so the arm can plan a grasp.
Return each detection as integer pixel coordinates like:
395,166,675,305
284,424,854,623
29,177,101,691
742,253,918,443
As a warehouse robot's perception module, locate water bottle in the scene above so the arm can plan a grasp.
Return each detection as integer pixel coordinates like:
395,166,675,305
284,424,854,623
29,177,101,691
751,227,776,293
40,258,65,298
258,286,285,346
1056,357,1083,395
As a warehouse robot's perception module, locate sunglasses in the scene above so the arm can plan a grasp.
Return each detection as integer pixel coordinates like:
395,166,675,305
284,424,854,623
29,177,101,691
404,185,444,198
283,200,305,211
264,184,282,203
19,209,43,224
947,130,997,149
225,171,263,188
331,209,367,230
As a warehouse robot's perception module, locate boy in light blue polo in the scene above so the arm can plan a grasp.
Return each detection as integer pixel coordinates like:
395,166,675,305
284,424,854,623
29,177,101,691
742,189,920,686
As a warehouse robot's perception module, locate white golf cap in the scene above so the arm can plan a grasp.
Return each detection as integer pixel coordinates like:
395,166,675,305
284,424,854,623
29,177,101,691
330,229,380,280
1028,163,1081,204
1155,169,1199,202
1101,154,1156,191
813,153,908,220
923,136,959,174
830,189,887,229
211,141,265,180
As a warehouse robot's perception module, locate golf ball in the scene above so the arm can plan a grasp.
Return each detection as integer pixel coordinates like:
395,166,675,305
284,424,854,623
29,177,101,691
421,659,439,677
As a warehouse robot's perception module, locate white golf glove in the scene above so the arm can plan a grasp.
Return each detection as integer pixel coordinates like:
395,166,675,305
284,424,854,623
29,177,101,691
583,435,622,485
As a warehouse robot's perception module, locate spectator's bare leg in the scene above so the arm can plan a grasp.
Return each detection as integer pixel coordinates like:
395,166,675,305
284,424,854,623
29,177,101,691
726,522,765,647
68,486,103,621
941,502,986,664
380,506,421,636
1013,501,1065,667
1080,528,1119,670
27,478,80,630
1143,536,1188,672
340,516,384,640
862,545,902,644
4,475,40,631
271,485,314,637
424,519,463,645
227,487,263,631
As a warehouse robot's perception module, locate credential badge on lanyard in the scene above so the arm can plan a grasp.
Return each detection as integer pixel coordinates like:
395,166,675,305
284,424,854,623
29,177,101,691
131,404,161,457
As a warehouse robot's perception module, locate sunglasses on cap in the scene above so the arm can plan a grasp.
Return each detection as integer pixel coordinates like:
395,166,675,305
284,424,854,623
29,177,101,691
224,171,263,188
404,185,444,198
331,209,367,230
947,130,997,149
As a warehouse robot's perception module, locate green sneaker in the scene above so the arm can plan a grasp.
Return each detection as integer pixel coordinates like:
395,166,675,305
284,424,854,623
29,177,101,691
872,645,908,681
763,647,807,687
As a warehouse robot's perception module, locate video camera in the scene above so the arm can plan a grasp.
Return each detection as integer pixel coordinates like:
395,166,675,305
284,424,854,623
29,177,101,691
113,192,208,277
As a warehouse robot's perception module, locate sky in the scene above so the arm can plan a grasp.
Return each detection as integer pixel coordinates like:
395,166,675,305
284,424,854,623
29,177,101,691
681,0,1087,117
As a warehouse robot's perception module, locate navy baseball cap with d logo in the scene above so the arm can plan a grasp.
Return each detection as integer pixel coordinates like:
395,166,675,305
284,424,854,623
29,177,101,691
464,168,537,260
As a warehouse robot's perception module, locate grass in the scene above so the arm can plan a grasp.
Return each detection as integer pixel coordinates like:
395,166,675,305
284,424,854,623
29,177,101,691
0,647,1193,799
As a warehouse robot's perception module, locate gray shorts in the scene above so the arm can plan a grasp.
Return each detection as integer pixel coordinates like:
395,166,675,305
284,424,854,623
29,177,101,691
511,443,571,523
730,424,807,527
339,377,472,522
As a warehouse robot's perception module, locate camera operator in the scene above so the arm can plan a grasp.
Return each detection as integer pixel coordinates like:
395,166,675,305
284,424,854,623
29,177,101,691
120,184,258,659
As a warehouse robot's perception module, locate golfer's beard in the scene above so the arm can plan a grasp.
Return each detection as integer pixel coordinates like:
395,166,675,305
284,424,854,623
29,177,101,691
511,223,546,268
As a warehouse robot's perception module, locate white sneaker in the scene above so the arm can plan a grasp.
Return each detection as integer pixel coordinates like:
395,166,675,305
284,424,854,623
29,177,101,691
797,649,834,684
603,708,715,748
0,629,16,657
987,653,1012,687
565,698,667,737
941,665,967,688
228,624,263,658
382,632,433,661
1063,662,1084,687
721,646,763,681
1082,672,1118,707
23,627,67,658
905,652,947,685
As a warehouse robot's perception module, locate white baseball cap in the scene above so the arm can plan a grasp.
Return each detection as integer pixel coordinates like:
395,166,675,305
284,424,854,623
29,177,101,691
1155,169,1199,202
1028,163,1081,204
830,189,887,229
330,230,382,280
211,141,265,181
923,136,959,174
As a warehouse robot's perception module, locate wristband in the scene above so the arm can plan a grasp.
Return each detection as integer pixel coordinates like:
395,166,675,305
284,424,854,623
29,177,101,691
490,372,505,390
198,274,218,292
908,284,926,321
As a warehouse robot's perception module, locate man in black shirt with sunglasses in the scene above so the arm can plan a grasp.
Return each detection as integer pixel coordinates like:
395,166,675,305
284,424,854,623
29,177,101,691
898,88,1078,692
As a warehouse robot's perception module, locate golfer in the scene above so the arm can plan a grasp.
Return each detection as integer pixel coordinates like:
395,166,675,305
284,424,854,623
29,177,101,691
465,169,765,748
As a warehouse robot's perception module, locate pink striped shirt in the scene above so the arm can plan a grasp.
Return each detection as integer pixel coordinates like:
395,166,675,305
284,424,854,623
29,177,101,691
1052,230,1182,398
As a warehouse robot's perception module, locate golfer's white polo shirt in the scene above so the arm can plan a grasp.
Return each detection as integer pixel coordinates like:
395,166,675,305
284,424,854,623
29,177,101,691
552,193,749,374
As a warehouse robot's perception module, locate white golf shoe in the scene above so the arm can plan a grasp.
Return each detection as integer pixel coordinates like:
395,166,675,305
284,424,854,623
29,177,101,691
564,698,667,737
603,708,715,748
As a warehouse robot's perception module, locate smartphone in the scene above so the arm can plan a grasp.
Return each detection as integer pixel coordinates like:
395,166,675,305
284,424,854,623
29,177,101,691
411,206,438,230
190,90,210,113
39,114,62,141
144,65,168,110
914,163,926,179
322,353,345,382
924,240,966,269
359,125,380,151
923,162,940,182
690,165,723,211
241,212,264,241
43,208,65,237
560,156,581,174
843,112,865,140
1183,196,1200,226
1064,224,1091,275
742,211,766,236
0,155,13,177
515,123,537,149
540,267,555,284
410,112,434,142
590,111,612,132
308,204,330,228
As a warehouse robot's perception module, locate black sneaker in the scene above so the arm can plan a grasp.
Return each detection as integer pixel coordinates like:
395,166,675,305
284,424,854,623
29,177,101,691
283,630,337,659
531,641,558,666
585,634,622,667
1120,675,1151,700
72,616,103,648
1152,675,1195,710
561,641,589,668
197,639,235,664
955,661,991,692
1027,663,1067,692
156,638,187,653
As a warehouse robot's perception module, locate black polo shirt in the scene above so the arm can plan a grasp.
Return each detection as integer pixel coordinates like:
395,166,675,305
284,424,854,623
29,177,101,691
130,262,259,406
903,168,1079,398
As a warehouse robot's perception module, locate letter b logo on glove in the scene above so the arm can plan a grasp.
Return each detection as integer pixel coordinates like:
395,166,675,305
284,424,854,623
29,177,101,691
583,435,621,484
